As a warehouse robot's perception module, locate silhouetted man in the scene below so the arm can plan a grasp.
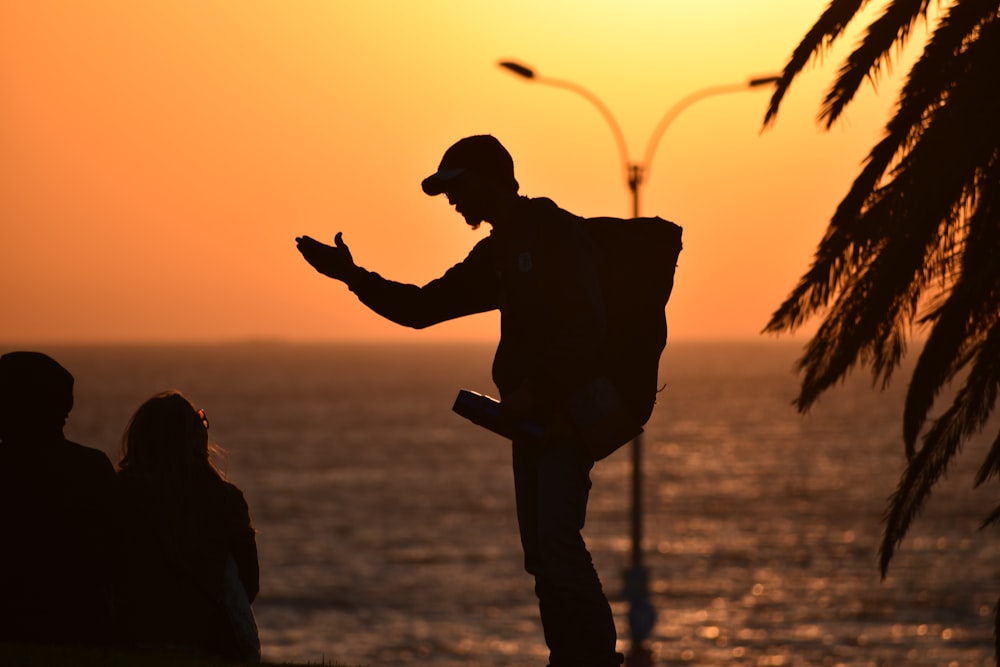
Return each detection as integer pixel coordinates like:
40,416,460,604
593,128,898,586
0,351,116,645
296,135,623,667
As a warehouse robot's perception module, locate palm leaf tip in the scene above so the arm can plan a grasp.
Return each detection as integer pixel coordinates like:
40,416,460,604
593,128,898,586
762,0,870,126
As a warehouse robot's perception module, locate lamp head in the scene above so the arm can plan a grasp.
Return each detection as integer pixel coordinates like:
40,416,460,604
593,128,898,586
748,74,782,87
498,61,536,80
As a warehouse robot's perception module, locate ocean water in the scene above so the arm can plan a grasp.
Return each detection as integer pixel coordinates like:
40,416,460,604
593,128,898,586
32,341,1000,666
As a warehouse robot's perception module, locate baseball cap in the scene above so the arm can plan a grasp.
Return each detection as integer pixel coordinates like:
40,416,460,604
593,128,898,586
421,135,519,196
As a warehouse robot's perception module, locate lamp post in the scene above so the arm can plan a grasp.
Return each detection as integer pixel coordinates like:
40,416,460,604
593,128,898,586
499,60,779,666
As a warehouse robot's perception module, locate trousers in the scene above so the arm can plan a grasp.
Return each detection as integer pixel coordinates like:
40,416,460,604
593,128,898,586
512,438,623,667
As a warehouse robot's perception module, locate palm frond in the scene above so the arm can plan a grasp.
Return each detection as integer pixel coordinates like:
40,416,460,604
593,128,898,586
880,317,1000,576
904,161,1000,456
764,0,871,126
792,147,988,408
766,2,1000,337
763,0,1000,590
898,0,1000,111
904,305,981,458
976,429,1000,527
792,230,927,410
820,0,933,127
761,117,923,335
771,10,1000,412
967,178,1000,484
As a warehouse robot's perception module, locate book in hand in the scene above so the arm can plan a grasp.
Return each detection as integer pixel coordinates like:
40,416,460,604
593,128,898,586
453,378,643,460
452,389,545,441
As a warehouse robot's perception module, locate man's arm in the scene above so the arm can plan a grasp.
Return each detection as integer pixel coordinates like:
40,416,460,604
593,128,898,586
296,232,360,282
296,232,500,329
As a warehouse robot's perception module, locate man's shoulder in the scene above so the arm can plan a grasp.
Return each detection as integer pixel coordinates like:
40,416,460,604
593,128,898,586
520,196,577,219
59,439,116,474
518,198,585,238
221,479,249,504
0,437,110,463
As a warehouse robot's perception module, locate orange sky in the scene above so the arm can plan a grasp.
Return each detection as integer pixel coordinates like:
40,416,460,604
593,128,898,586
0,2,921,344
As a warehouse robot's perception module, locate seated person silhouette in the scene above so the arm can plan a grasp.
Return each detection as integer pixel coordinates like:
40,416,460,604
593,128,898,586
113,391,260,662
0,351,116,645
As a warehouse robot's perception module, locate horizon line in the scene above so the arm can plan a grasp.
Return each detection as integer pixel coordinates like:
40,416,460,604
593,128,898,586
0,335,819,348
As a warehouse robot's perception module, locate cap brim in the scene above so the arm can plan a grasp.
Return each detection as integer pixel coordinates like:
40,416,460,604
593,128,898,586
421,167,466,196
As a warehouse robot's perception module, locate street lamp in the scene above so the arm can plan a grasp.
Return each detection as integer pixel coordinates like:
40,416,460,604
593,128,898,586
499,60,780,217
499,59,780,666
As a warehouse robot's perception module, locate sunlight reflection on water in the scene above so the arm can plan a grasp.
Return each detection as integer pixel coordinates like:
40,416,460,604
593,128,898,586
50,341,1000,666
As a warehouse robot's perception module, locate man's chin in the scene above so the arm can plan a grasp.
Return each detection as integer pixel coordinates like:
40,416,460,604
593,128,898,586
462,212,484,228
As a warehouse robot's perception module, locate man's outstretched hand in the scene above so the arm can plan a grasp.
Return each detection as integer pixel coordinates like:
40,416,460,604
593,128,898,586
296,232,356,282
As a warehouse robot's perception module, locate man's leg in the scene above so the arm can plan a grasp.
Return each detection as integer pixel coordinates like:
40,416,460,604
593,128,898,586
513,439,622,667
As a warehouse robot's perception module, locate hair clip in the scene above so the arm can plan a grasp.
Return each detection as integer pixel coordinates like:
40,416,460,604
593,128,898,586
197,409,210,430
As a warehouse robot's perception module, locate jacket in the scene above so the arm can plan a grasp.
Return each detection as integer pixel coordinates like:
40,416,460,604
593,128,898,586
346,196,607,412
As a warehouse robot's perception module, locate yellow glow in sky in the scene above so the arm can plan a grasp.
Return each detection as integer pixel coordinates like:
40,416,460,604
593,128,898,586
0,1,917,343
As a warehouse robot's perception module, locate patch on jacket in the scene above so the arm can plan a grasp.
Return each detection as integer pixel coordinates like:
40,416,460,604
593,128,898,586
518,251,533,273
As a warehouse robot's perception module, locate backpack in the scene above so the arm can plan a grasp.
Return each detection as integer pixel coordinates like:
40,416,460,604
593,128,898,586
569,215,683,459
